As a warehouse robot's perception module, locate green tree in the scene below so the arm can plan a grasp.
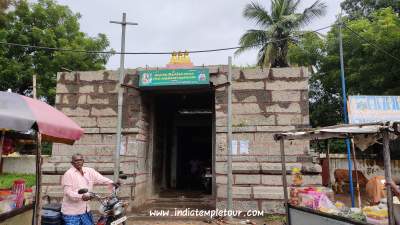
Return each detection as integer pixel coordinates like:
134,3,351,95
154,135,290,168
310,7,400,128
341,0,400,19
0,0,12,26
288,32,325,71
235,0,326,68
0,0,111,104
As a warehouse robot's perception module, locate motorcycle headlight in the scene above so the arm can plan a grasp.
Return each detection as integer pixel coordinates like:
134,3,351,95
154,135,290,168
113,202,124,216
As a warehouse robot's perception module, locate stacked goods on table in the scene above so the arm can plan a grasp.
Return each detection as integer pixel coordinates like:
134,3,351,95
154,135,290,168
289,186,334,207
0,179,33,214
292,168,303,186
289,167,335,208
288,167,373,224
363,205,389,225
289,185,390,224
0,190,16,214
290,186,369,222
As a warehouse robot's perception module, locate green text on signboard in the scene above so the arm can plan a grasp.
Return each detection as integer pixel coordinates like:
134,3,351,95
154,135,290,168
139,68,209,87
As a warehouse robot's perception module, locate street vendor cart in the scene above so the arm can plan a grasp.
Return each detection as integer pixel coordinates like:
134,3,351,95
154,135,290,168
0,91,84,225
275,122,400,225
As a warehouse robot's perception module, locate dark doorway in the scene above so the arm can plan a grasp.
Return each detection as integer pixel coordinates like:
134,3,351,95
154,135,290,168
176,126,212,190
152,91,213,196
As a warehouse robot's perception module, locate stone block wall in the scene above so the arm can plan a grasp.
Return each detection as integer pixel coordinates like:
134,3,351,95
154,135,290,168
41,70,151,208
42,66,321,213
211,66,321,213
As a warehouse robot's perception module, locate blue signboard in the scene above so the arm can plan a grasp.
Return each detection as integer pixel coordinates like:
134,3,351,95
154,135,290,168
348,96,400,124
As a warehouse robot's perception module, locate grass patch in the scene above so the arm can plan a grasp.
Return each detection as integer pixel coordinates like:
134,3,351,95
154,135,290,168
0,173,36,189
265,214,286,223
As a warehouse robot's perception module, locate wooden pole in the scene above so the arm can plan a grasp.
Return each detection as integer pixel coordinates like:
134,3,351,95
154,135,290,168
383,130,395,225
0,130,5,174
351,138,362,208
280,139,289,211
326,140,331,188
33,132,42,225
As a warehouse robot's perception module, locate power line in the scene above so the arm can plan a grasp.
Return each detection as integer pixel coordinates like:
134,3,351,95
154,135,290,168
342,23,400,64
0,25,333,55
0,41,114,55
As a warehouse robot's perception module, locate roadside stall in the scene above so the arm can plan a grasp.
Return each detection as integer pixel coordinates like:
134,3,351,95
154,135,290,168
274,122,400,225
0,91,84,225
0,132,38,224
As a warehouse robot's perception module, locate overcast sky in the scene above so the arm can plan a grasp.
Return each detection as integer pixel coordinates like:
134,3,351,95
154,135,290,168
53,0,343,70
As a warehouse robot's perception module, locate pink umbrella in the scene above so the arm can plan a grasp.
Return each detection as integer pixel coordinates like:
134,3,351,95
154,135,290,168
0,91,84,144
0,91,84,225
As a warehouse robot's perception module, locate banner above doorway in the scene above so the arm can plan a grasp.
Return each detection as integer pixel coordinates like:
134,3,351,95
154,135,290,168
139,68,209,88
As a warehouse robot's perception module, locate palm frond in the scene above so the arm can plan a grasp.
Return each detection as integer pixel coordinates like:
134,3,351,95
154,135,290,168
289,0,301,13
239,0,326,68
243,2,273,27
256,44,267,67
265,44,276,66
299,0,327,25
279,14,302,30
256,43,276,68
271,0,282,20
235,29,269,55
279,0,289,19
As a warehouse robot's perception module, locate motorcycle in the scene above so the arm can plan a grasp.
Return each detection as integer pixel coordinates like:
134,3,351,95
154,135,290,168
78,175,129,225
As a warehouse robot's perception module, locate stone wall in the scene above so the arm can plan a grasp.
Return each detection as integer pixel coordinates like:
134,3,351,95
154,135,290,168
210,66,321,213
2,155,41,174
41,69,151,208
42,66,321,213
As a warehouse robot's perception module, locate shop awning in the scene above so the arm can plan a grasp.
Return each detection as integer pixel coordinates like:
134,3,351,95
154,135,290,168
274,122,400,141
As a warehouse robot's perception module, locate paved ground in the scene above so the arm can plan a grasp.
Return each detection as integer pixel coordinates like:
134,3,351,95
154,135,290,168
126,218,282,225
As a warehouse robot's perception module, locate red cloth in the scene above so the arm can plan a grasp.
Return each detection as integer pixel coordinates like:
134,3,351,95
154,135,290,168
2,138,15,155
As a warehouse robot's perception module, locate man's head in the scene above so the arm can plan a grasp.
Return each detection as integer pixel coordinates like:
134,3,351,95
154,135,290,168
71,153,84,170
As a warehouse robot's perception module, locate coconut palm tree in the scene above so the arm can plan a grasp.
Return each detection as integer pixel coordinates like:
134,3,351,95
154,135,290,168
236,0,326,68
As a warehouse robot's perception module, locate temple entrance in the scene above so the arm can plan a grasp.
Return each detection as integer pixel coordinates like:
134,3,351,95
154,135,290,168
151,90,214,197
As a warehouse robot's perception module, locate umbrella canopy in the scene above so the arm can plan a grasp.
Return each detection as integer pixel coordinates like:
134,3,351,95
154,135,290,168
0,91,84,144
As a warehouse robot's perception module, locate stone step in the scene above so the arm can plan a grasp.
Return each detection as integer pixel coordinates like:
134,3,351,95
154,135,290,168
131,198,215,217
126,215,209,220
147,197,211,203
145,202,213,209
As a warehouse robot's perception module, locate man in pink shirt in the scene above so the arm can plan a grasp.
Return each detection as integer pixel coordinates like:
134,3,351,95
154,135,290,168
61,153,116,225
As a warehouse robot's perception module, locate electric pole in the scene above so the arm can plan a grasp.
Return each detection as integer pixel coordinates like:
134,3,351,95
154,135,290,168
227,56,233,217
33,74,37,99
110,13,138,181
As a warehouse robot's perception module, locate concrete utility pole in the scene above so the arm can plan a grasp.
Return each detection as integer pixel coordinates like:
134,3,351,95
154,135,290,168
110,13,138,181
33,74,37,99
227,56,233,215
